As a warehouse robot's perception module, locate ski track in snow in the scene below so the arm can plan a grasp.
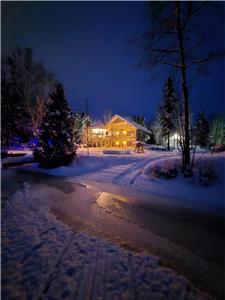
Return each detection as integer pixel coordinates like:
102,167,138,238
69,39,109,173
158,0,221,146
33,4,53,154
2,181,209,300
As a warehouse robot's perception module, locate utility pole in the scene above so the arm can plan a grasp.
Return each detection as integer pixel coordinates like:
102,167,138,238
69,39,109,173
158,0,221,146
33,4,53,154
85,97,90,156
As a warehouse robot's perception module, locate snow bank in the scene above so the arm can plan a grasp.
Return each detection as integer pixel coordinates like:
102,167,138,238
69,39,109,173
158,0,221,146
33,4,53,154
103,149,131,155
136,153,225,212
2,153,34,167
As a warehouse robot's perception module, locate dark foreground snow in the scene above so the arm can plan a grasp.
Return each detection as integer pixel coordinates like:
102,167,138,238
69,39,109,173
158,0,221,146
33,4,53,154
2,179,211,300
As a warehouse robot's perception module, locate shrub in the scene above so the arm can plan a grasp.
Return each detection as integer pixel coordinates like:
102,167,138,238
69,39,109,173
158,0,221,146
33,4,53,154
212,144,225,153
199,163,217,186
149,159,178,179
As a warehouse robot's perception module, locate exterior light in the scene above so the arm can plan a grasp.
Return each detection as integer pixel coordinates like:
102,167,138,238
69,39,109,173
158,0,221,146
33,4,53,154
123,141,126,145
123,131,126,134
116,131,119,135
116,141,119,145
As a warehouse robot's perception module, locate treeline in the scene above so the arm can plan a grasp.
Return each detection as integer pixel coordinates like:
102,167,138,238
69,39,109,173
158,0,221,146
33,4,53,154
154,77,225,150
1,47,88,167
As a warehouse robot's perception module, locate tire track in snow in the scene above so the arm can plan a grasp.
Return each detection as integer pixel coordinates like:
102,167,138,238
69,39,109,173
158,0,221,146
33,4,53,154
37,233,75,300
113,155,172,187
113,153,180,188
113,157,150,186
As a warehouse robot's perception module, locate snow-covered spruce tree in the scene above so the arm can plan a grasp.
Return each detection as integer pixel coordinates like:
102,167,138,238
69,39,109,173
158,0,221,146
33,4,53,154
159,77,177,150
210,116,225,145
73,111,85,145
195,113,210,148
34,83,75,168
80,115,91,147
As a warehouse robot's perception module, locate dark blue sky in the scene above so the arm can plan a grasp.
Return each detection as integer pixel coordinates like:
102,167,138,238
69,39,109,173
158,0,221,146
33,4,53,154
2,1,225,121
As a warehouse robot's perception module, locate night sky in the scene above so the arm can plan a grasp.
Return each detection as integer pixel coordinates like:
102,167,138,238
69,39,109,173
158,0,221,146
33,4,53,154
2,1,225,121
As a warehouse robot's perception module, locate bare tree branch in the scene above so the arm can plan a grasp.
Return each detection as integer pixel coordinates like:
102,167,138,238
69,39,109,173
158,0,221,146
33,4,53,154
154,60,183,68
187,51,225,67
151,48,181,53
182,2,206,31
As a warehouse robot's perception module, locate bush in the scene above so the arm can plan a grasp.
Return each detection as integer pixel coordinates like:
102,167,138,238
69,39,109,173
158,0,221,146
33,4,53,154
149,159,178,179
33,147,75,168
199,163,217,186
212,144,225,153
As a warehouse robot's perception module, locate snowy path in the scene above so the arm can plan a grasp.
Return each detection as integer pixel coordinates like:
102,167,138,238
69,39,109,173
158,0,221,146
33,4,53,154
40,150,176,186
2,177,210,300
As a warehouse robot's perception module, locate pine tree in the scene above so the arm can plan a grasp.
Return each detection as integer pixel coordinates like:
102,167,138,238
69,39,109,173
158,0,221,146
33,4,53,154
159,77,177,150
1,70,31,147
80,115,91,147
73,111,85,145
34,83,75,168
195,113,210,148
210,116,225,145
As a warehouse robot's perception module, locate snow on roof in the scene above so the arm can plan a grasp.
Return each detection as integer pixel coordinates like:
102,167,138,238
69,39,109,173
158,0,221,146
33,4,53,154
108,114,151,134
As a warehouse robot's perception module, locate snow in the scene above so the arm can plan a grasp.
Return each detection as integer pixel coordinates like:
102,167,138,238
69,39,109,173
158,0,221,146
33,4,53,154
103,149,131,154
136,153,225,213
28,149,224,215
2,177,210,299
147,144,168,151
1,152,34,167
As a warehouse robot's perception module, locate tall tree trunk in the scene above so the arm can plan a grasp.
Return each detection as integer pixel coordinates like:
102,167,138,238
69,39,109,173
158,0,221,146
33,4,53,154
167,133,170,150
176,2,190,168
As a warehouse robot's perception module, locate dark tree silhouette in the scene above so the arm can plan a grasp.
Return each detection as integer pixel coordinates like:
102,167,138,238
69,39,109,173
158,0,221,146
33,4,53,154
159,77,177,150
195,112,210,148
139,2,225,168
1,47,55,145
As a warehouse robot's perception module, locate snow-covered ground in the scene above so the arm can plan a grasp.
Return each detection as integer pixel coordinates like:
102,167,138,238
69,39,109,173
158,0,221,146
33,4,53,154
2,174,211,300
2,149,224,299
31,148,225,215
1,151,34,167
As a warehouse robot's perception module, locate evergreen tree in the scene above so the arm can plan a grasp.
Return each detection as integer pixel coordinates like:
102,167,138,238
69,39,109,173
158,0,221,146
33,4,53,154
80,114,91,147
195,113,210,148
132,115,149,141
34,83,75,168
73,111,85,145
159,77,177,150
1,47,55,146
210,116,225,145
1,66,31,146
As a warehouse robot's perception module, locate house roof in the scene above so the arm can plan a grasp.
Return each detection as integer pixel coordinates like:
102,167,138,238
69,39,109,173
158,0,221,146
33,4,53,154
107,114,151,134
